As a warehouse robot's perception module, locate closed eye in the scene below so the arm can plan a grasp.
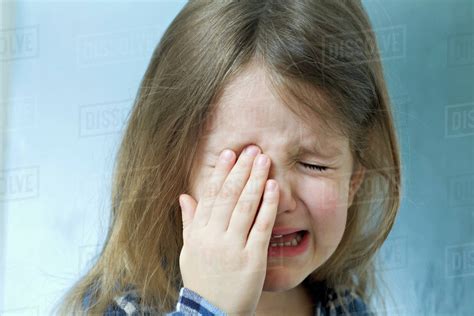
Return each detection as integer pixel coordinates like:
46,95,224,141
300,162,328,172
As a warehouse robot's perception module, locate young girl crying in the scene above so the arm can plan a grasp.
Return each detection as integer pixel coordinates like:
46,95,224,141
57,0,401,315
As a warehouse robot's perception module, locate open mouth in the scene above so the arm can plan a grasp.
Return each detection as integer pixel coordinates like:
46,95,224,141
267,230,310,257
270,230,308,247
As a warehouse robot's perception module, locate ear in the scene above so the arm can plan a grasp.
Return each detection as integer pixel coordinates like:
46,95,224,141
347,162,366,208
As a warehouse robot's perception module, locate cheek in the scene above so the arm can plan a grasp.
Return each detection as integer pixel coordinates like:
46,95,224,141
301,178,349,250
304,178,349,213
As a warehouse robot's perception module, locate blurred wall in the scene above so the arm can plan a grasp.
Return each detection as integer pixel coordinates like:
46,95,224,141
0,0,472,315
1,0,14,312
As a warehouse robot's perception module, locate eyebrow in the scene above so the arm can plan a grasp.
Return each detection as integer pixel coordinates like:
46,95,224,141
298,141,343,159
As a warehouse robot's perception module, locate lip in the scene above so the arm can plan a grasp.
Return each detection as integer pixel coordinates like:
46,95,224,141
267,230,310,257
271,227,306,236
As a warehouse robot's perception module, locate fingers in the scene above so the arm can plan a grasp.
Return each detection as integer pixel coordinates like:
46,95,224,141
179,194,198,241
245,180,279,252
226,153,271,244
207,145,261,231
192,149,236,227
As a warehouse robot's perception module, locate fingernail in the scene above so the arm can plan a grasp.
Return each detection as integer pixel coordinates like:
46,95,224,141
220,149,234,162
244,145,260,156
266,180,277,192
256,154,268,166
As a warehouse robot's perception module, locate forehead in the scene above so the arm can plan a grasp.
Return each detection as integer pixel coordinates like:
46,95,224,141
200,65,347,155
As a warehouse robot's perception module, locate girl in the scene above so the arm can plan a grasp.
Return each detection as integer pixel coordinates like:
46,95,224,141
56,0,401,315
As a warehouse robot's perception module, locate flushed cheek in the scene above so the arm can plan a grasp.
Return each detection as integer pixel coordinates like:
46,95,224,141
305,178,348,214
303,179,348,259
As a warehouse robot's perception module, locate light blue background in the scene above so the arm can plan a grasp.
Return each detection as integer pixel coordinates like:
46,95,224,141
1,0,472,315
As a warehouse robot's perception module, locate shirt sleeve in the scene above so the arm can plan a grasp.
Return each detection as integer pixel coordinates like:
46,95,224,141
165,287,228,316
83,288,155,316
83,285,227,316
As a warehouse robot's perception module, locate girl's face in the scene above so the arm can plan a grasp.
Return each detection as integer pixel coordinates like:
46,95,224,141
189,65,364,291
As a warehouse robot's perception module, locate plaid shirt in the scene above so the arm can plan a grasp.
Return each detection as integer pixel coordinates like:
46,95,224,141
86,280,372,315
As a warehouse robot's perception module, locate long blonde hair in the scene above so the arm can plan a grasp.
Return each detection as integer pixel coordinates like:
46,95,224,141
56,0,401,314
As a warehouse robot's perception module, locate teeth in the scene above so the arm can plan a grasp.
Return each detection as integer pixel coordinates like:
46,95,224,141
270,233,303,247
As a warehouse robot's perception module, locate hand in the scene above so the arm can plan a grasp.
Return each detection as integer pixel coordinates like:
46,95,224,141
178,145,279,316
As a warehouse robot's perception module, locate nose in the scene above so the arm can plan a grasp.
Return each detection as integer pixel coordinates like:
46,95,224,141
267,160,297,215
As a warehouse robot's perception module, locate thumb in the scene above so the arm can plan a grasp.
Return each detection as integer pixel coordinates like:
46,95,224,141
179,193,197,231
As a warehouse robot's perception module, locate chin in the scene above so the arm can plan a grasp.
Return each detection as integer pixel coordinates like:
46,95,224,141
261,266,305,292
